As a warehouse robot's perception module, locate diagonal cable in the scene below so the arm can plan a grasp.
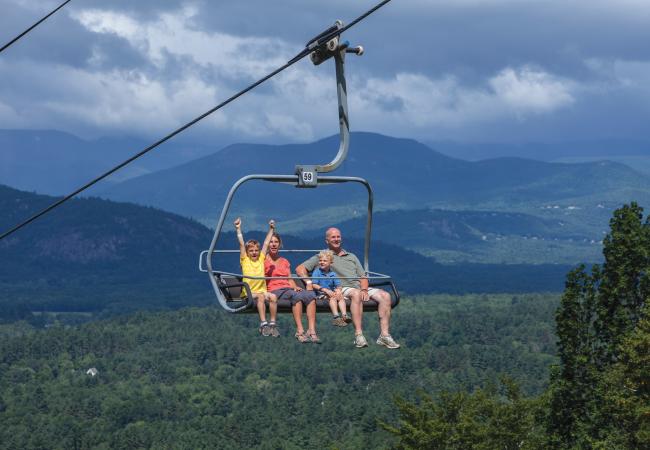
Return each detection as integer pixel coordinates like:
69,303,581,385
0,0,393,241
0,0,72,54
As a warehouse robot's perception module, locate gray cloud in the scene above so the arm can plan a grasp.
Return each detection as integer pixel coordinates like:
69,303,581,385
0,0,649,143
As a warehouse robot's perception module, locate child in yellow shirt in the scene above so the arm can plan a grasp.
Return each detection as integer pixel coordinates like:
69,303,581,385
235,217,278,336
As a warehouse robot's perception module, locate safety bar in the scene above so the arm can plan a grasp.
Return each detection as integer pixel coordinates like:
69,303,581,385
199,248,376,273
205,268,393,281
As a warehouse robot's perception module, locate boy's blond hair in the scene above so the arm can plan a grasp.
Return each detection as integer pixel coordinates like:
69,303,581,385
245,239,260,251
318,249,334,262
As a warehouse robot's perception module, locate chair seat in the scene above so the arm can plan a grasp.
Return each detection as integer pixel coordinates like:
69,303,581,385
215,274,399,313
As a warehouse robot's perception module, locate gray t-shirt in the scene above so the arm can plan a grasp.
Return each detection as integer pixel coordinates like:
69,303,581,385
302,250,365,289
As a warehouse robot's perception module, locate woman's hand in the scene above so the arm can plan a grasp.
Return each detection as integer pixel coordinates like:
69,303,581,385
234,217,241,229
269,219,275,229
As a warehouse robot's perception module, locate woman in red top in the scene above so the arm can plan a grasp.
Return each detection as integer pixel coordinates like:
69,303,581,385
265,232,319,343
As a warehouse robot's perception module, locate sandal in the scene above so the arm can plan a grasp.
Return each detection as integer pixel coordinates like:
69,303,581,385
308,333,321,344
294,332,309,343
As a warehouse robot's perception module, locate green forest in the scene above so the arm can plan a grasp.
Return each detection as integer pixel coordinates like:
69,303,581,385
1,203,649,449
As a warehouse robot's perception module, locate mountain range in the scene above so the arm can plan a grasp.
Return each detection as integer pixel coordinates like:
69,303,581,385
427,139,650,162
96,133,650,220
91,132,648,266
3,130,648,265
0,129,224,195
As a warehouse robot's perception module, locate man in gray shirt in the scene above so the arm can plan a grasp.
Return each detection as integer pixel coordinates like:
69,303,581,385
296,227,400,349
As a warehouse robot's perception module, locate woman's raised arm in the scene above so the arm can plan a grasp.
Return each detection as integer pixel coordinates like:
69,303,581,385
261,219,275,254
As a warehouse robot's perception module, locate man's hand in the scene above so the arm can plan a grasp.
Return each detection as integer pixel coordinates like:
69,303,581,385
234,217,241,229
360,288,369,302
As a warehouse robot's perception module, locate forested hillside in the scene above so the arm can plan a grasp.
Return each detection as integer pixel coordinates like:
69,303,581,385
386,203,650,449
0,293,558,449
304,208,603,264
0,184,571,320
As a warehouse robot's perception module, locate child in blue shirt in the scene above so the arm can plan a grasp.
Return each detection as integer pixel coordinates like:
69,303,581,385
310,250,350,327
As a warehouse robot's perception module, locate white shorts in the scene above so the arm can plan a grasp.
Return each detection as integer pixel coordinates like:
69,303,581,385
341,287,383,300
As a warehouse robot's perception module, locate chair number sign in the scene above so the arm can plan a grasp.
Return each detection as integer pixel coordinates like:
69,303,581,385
296,165,318,187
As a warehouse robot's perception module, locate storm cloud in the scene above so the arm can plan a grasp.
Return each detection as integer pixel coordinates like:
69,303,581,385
0,0,649,143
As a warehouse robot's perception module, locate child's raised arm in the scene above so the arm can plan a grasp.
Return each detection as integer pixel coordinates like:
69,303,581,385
261,219,275,255
234,217,246,258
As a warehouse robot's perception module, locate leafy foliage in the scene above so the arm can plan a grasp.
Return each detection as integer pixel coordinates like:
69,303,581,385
547,202,650,448
382,379,546,450
0,294,558,449
385,203,650,450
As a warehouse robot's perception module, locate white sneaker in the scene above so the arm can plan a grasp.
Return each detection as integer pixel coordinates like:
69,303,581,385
376,335,400,349
354,333,368,348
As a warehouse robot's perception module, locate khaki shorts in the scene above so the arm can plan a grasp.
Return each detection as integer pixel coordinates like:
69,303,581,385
341,287,383,299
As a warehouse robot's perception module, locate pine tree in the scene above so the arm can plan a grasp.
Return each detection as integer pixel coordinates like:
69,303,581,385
547,266,599,447
595,202,650,365
548,202,650,448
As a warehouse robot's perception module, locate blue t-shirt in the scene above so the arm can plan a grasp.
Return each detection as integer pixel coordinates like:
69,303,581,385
311,267,341,291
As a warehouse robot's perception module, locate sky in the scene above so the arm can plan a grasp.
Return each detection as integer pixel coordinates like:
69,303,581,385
1,0,649,145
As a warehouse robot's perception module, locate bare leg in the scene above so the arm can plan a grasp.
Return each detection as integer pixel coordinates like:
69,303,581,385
306,300,317,335
329,297,339,316
338,298,347,316
268,293,278,323
292,301,304,334
349,289,363,334
375,290,392,336
256,293,266,323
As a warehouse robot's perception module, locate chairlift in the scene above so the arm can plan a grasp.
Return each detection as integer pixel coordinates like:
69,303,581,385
199,21,400,313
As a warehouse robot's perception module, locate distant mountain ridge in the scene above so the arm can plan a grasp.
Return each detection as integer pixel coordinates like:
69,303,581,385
428,139,650,161
96,132,650,224
314,208,587,248
0,129,224,195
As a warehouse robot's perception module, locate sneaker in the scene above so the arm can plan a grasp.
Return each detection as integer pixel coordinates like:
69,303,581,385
260,322,271,337
331,316,347,327
342,313,352,323
269,323,280,338
354,333,368,348
376,334,400,349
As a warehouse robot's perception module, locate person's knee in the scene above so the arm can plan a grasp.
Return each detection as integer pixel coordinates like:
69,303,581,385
373,290,390,303
300,291,316,304
268,293,278,303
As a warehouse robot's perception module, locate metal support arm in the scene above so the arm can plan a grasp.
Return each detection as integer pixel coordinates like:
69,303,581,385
296,21,363,186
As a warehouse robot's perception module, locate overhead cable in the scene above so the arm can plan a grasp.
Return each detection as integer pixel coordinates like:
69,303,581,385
0,0,393,242
0,0,72,54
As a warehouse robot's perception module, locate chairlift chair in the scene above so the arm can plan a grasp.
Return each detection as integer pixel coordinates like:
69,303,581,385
199,22,400,313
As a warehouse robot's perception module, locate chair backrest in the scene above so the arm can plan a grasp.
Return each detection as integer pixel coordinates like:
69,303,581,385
218,276,244,300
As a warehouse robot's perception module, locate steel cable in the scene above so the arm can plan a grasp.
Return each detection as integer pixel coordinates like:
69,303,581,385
0,0,392,241
0,0,72,54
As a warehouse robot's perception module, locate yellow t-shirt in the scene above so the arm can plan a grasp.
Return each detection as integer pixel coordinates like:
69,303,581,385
240,253,267,296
